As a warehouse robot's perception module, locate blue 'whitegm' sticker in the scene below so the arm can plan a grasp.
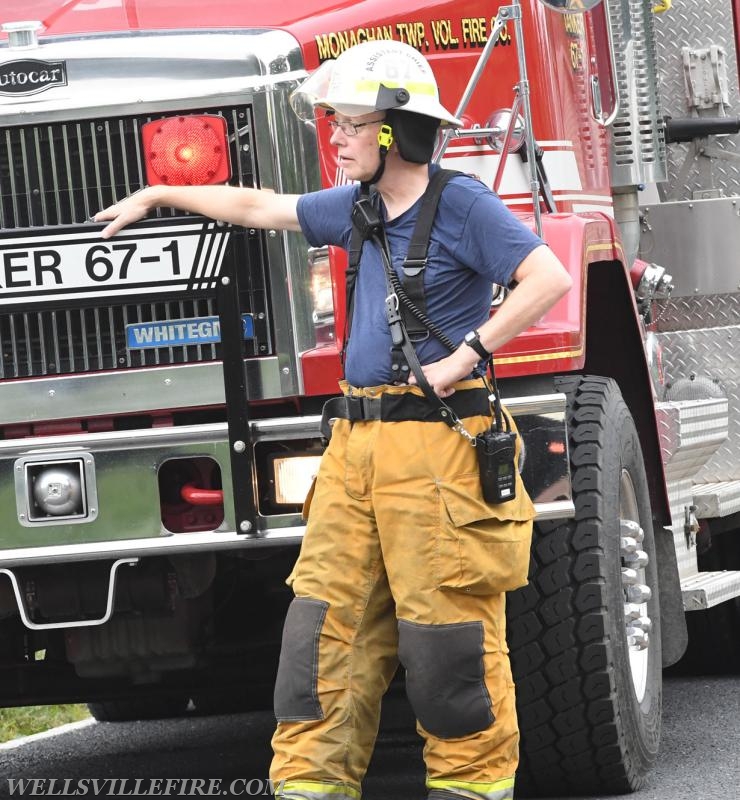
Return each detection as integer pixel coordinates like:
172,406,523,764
126,315,254,349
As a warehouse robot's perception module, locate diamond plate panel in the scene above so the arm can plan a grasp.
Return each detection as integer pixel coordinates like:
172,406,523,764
681,570,740,610
656,398,728,578
654,2,740,199
693,480,740,518
653,293,740,332
656,324,740,482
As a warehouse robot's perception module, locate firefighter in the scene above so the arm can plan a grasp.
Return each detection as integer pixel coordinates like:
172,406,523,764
96,39,571,800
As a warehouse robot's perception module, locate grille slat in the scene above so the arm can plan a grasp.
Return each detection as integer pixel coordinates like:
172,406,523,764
107,306,117,369
61,125,76,222
118,119,132,198
9,316,19,377
76,122,92,221
5,129,21,226
22,315,33,376
88,121,105,214
93,307,103,371
50,311,61,373
104,122,117,201
0,106,266,380
36,312,47,372
80,310,90,372
19,130,34,226
47,125,63,223
33,128,49,226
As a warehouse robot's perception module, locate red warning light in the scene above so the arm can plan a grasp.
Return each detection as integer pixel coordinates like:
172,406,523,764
141,115,231,186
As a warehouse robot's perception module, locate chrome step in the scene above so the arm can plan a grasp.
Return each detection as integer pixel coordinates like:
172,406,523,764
681,570,740,610
693,480,740,519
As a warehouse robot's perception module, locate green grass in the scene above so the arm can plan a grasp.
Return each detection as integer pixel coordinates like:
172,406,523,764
0,704,90,743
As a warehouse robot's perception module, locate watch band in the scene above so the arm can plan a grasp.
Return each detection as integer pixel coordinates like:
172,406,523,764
464,329,490,360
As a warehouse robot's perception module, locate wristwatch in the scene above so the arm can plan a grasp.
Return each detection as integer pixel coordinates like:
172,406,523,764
463,329,490,360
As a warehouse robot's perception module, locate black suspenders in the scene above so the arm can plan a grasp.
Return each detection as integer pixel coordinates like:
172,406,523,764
400,168,457,339
343,169,459,372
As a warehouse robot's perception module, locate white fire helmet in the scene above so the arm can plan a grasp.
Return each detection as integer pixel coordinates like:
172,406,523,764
290,40,463,127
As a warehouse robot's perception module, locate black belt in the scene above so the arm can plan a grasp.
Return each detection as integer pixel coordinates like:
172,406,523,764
320,387,491,439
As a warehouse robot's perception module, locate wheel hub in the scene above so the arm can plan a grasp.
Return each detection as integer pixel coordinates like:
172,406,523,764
619,472,652,703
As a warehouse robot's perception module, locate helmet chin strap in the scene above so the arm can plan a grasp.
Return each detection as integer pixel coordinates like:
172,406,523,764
362,122,394,191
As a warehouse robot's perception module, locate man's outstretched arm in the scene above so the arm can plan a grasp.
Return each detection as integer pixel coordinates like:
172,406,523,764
94,184,302,238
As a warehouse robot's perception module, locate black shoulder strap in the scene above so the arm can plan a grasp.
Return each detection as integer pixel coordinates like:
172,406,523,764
343,169,460,367
343,185,373,369
404,168,459,268
402,168,459,337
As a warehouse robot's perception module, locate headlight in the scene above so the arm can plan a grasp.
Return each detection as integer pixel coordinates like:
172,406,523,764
309,247,335,334
271,454,323,506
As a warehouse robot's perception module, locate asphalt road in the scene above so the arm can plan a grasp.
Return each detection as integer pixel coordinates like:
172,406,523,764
0,675,738,799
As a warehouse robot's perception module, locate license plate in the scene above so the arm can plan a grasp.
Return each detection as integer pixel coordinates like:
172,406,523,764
0,220,231,306
126,314,254,350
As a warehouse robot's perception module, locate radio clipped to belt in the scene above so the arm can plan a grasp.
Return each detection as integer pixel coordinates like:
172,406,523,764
474,356,517,504
348,169,517,504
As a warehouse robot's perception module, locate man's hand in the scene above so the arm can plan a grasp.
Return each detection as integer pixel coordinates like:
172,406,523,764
408,345,480,398
94,187,158,239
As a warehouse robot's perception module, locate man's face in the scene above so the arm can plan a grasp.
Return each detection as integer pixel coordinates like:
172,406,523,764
328,112,386,182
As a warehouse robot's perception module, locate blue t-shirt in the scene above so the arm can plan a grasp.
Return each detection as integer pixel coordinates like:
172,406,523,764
297,170,543,387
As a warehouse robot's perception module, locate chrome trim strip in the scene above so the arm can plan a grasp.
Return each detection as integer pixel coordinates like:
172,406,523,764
0,416,322,456
0,558,138,629
536,500,576,521
0,498,572,568
0,359,284,425
503,393,567,415
0,531,300,568
0,393,573,568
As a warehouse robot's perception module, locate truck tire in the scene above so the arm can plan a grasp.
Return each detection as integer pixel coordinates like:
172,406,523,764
86,695,189,722
508,375,662,796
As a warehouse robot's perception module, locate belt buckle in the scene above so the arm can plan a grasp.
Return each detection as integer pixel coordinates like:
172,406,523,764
345,395,365,421
345,394,383,421
364,396,383,420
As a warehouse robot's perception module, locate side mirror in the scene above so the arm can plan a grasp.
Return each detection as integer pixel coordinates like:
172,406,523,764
486,109,526,153
538,0,604,13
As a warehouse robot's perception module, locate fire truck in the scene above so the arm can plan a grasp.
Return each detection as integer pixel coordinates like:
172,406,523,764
1,0,739,794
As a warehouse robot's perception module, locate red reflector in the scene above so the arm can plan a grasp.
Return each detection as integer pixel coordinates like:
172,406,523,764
141,115,231,186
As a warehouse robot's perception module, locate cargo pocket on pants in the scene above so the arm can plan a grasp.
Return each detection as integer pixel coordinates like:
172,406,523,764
435,473,535,595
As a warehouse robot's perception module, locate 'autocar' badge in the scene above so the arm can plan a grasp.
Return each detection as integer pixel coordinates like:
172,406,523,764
0,59,67,96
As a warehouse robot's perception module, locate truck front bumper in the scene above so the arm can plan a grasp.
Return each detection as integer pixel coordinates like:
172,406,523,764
0,394,573,568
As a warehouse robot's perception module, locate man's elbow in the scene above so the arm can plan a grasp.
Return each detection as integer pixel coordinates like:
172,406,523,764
532,255,573,303
552,263,573,301
515,247,573,303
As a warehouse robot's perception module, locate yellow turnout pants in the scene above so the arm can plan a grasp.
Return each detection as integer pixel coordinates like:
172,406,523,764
270,381,535,800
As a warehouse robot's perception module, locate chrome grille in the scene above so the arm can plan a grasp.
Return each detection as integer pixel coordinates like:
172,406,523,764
0,106,269,379
3,117,149,227
0,298,227,378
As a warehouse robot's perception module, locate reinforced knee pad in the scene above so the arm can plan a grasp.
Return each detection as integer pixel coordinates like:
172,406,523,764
274,597,329,721
397,619,494,739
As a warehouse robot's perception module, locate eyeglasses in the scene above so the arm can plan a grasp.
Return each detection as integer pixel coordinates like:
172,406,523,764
327,117,386,136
